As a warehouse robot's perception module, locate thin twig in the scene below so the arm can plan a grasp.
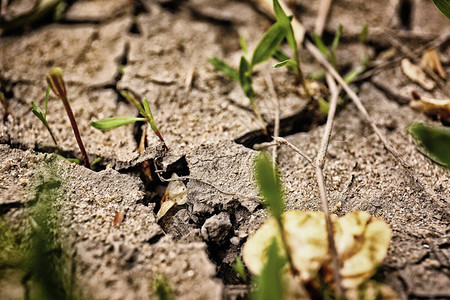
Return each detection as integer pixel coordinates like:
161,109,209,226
272,136,314,165
314,0,332,36
264,73,280,170
315,73,343,297
305,40,412,172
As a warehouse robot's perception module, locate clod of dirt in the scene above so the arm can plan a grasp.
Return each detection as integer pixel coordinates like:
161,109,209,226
201,212,232,245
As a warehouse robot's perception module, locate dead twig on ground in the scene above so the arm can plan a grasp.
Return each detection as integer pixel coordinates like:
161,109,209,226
264,73,280,170
314,0,332,36
258,74,344,297
305,40,412,172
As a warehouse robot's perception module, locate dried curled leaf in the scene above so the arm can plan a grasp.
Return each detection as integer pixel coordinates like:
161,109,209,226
243,211,393,298
335,212,392,289
243,211,330,281
156,174,187,221
401,59,435,91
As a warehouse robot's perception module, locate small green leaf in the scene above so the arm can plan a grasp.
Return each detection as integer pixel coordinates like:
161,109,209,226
331,24,343,54
312,32,330,59
329,24,343,69
143,97,151,116
239,56,255,100
142,97,159,133
56,155,80,165
90,116,146,131
90,157,102,167
272,49,291,62
44,86,50,117
255,152,284,222
273,0,288,22
207,57,239,81
359,23,369,43
433,0,450,19
121,90,146,116
232,256,247,282
252,238,286,300
251,22,286,67
31,101,49,128
240,36,248,54
272,59,297,69
344,67,365,83
409,122,450,168
318,97,330,116
308,70,326,80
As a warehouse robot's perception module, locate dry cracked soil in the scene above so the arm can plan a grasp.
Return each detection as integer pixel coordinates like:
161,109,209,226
0,0,449,299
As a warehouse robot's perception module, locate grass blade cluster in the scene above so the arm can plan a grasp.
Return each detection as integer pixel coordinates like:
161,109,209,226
91,91,167,148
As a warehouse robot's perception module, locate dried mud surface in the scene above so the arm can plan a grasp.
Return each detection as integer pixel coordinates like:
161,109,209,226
0,0,449,299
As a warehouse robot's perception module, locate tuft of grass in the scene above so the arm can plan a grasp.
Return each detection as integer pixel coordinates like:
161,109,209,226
91,91,167,149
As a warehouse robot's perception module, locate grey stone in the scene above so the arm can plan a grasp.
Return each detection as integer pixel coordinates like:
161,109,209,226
201,212,232,244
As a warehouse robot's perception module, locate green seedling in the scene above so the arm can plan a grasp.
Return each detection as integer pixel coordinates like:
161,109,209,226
46,68,90,168
271,0,309,96
90,157,102,168
313,24,370,84
232,256,247,282
209,0,311,134
312,24,343,70
153,275,174,300
358,23,369,43
409,122,450,168
254,152,296,277
252,238,286,300
91,91,167,149
31,86,59,148
433,0,450,19
240,36,248,55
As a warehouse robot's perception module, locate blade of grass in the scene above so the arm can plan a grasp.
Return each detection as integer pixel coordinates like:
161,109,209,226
240,36,248,55
272,59,297,69
207,57,239,81
90,116,146,131
44,86,50,117
312,33,330,59
252,238,286,300
251,22,286,67
239,56,255,101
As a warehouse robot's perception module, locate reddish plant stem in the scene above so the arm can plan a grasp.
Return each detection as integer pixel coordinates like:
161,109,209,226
61,96,90,168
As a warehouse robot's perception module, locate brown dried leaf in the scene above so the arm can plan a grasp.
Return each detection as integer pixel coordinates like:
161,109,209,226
401,58,435,90
421,49,446,79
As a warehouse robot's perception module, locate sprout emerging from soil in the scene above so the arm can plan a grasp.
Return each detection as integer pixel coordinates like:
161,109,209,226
31,86,59,148
90,91,167,149
46,67,90,168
